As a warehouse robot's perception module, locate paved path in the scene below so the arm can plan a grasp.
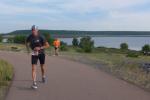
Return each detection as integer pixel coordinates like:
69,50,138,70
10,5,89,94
0,51,150,100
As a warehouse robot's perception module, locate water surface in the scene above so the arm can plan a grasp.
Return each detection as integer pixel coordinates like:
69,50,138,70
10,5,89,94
60,37,150,50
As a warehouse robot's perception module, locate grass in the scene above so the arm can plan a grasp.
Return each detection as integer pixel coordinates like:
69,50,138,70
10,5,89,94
0,60,13,100
0,43,25,52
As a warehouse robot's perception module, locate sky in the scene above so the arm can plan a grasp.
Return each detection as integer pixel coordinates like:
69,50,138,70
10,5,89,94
0,0,150,33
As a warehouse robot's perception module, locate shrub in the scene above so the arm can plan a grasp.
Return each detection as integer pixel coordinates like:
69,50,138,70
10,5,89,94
79,36,94,53
72,37,79,46
48,38,55,45
42,33,54,44
142,44,150,55
0,35,3,42
42,33,54,45
126,52,139,58
120,43,128,50
42,33,50,41
60,41,68,51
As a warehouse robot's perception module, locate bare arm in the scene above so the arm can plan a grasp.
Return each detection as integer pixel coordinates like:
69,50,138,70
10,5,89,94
41,42,50,49
25,40,30,54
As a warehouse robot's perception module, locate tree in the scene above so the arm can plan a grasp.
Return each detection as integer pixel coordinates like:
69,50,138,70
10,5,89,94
142,44,150,55
14,35,26,44
42,33,54,45
60,41,68,51
79,36,94,53
72,37,79,46
120,43,128,50
42,33,50,41
0,35,3,42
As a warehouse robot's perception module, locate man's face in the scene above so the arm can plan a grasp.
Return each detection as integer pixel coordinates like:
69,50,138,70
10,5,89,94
32,29,38,36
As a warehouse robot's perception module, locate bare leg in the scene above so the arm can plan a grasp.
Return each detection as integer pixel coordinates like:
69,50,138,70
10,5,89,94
32,64,36,82
40,64,45,77
56,48,59,56
54,48,57,56
41,64,46,83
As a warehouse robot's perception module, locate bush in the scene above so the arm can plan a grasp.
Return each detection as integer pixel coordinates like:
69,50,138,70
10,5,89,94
0,35,3,42
142,44,150,55
79,36,94,53
126,52,139,58
14,35,26,44
42,33,50,41
72,37,79,46
42,33,55,45
48,38,55,45
120,43,128,50
60,41,68,51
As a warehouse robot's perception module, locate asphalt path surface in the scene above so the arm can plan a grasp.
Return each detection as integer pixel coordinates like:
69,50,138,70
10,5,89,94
0,51,150,100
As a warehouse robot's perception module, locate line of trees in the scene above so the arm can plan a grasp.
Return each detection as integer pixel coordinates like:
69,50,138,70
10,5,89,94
72,37,150,55
6,33,53,44
1,34,150,55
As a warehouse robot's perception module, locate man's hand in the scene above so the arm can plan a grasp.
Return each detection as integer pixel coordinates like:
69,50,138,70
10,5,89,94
44,42,50,49
34,47,41,51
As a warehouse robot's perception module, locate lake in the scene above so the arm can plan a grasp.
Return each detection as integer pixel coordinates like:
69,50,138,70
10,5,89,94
59,37,150,50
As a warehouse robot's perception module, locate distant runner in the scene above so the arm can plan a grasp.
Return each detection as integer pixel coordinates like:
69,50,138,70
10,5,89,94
25,25,50,89
53,38,60,56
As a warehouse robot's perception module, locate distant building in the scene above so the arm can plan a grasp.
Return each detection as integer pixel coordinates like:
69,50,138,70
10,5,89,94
2,35,14,43
2,38,8,43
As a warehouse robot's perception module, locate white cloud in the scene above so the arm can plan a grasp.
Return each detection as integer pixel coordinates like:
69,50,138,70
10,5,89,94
24,0,49,3
0,2,58,15
59,0,150,13
0,0,150,32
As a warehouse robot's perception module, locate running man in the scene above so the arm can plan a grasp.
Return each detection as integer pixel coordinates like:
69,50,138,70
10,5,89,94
26,25,50,89
53,38,60,56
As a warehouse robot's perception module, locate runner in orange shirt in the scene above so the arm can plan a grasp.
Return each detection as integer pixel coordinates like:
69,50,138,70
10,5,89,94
53,38,61,56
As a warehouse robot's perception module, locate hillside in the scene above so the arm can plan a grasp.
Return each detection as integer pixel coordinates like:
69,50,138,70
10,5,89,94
5,30,150,38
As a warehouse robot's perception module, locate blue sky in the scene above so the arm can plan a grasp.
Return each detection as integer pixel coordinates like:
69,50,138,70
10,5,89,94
0,0,150,33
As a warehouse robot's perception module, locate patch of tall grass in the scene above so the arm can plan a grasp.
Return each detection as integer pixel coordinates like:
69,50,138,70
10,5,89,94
0,59,13,100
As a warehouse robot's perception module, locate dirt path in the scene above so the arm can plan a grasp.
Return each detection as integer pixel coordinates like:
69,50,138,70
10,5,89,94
0,51,150,100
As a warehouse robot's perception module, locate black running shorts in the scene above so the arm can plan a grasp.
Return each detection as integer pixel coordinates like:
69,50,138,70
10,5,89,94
55,47,58,50
31,53,45,65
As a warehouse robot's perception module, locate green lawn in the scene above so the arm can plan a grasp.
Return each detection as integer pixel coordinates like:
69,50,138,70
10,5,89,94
0,43,25,52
